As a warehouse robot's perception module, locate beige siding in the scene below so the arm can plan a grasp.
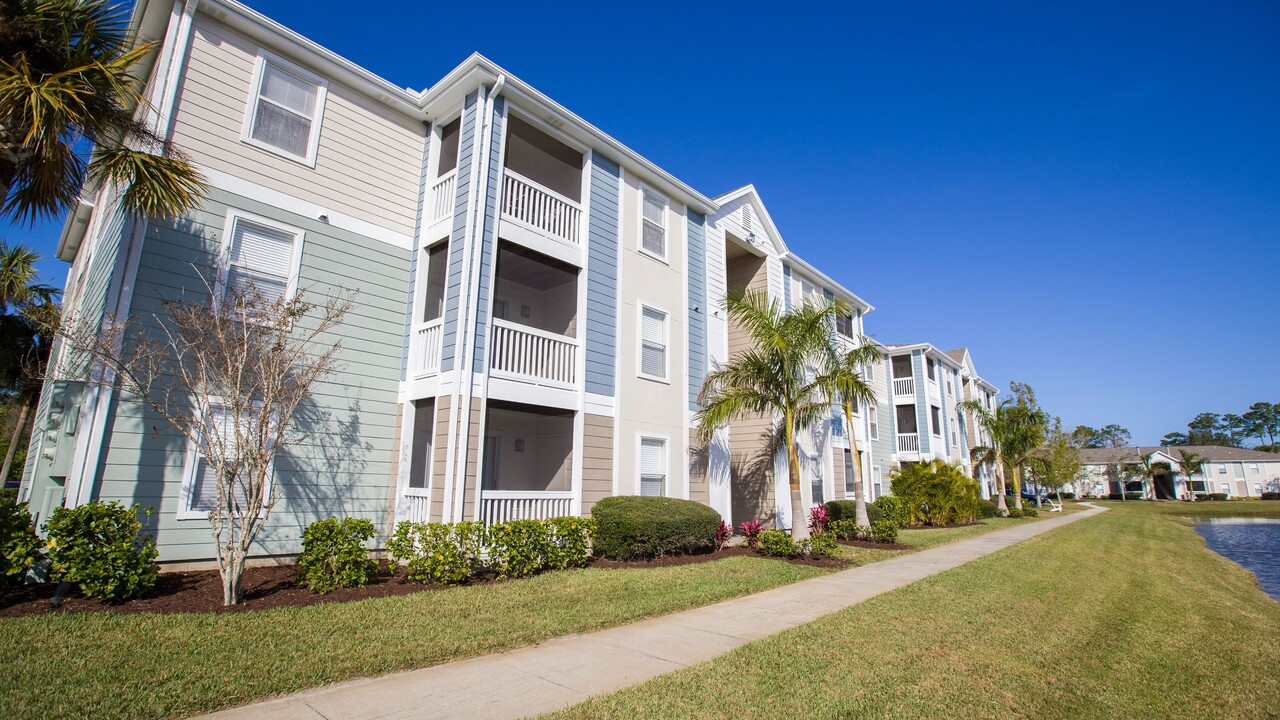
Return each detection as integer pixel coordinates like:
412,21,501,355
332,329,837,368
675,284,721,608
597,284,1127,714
462,403,482,520
430,395,451,522
689,429,709,505
582,414,614,515
726,252,775,526
831,445,845,495
170,14,424,237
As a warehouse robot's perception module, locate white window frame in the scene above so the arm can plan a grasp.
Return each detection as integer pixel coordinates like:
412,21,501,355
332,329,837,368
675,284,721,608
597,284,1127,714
241,50,328,167
1218,464,1228,475
1250,463,1260,473
637,302,669,383
637,434,669,497
869,405,879,440
178,399,275,521
638,186,668,262
216,209,306,306
1253,482,1263,495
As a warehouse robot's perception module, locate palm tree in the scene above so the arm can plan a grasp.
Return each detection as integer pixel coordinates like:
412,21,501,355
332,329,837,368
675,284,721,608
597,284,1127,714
1002,404,1049,511
0,243,37,310
696,288,840,539
817,343,882,526
1175,449,1206,501
958,399,1046,513
1123,455,1161,501
1,0,206,223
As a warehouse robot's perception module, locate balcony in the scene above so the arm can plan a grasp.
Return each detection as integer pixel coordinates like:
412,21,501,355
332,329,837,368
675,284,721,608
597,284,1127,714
480,490,574,523
897,433,920,453
478,401,575,523
412,318,443,376
430,170,455,224
490,319,578,389
893,377,915,397
502,169,582,246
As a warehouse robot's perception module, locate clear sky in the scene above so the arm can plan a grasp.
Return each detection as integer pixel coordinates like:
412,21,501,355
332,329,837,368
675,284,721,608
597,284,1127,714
4,0,1278,444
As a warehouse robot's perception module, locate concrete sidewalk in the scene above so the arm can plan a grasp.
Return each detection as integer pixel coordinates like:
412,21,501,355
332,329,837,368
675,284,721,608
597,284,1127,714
202,504,1106,720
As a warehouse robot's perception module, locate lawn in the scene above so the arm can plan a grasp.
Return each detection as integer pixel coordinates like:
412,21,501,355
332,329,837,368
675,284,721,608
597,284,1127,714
543,506,1280,720
0,509,1076,720
1095,498,1280,519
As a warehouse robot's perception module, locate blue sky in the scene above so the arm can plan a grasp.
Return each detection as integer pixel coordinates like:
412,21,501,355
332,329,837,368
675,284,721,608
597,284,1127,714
5,0,1278,444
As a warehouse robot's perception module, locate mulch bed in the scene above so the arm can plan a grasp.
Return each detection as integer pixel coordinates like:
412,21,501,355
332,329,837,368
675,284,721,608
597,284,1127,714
837,539,912,551
0,548,846,619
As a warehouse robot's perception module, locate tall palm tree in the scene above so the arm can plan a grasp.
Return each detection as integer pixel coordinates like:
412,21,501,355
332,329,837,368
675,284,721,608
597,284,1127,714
1002,404,1049,511
0,243,38,310
1176,450,1206,501
817,343,882,526
958,399,1045,513
696,288,840,539
1123,455,1162,501
1,0,206,223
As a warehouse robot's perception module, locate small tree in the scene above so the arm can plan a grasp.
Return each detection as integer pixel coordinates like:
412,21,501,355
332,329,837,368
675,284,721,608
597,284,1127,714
61,280,351,605
1033,418,1083,505
1176,450,1206,501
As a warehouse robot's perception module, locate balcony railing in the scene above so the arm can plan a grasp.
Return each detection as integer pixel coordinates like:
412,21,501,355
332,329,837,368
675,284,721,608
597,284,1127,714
489,318,578,389
501,169,582,245
897,433,920,454
893,377,915,397
480,490,574,524
412,318,443,376
399,489,431,523
431,170,456,223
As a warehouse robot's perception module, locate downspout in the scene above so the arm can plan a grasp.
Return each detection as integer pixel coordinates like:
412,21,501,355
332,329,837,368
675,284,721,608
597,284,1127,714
450,74,504,522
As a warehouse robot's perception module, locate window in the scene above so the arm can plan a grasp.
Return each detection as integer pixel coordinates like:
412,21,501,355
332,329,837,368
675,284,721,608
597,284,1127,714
836,313,854,338
1220,483,1231,495
869,406,879,440
243,53,326,164
1254,482,1263,495
180,404,273,520
810,454,824,505
437,117,461,176
865,362,874,382
930,406,941,436
1218,464,1228,475
1250,463,1260,473
844,450,856,493
639,437,666,496
872,466,883,499
220,213,303,303
639,305,667,380
641,190,667,258
831,409,844,440
946,379,953,396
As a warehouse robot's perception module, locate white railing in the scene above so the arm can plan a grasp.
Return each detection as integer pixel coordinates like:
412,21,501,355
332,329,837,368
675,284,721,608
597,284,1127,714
501,169,582,245
893,377,915,397
431,171,456,223
480,490,574,524
413,318,444,376
489,318,578,389
897,433,920,453
399,490,432,523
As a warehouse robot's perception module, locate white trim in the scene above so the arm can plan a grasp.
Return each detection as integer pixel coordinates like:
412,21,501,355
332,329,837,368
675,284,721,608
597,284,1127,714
216,208,306,304
636,302,670,383
638,185,669,263
201,167,412,249
637,432,670,497
240,49,328,167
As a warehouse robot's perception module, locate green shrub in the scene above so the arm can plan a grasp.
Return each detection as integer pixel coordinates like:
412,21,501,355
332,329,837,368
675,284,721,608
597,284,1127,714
0,487,17,505
296,517,377,594
1,500,41,586
979,499,1002,518
486,520,550,579
386,521,483,585
807,532,838,558
1022,506,1039,517
869,519,899,544
1006,507,1025,518
1204,493,1229,501
874,495,909,528
1059,492,1076,500
757,529,799,557
591,496,720,560
889,460,983,526
1261,492,1280,500
824,500,881,525
545,516,594,569
44,501,158,602
829,519,867,541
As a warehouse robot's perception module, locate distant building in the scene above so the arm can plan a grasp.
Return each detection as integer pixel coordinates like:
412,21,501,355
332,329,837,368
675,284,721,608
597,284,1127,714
1077,446,1280,499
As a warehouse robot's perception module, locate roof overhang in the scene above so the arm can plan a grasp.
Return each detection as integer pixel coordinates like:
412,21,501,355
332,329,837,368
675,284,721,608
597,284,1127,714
56,198,95,262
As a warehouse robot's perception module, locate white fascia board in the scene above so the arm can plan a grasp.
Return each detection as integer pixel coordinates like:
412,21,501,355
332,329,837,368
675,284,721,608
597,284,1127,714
783,252,874,313
55,198,95,262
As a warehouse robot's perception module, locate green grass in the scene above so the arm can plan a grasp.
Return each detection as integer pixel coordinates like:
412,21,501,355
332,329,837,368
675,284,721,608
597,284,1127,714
1095,498,1280,519
544,508,1280,720
0,557,824,720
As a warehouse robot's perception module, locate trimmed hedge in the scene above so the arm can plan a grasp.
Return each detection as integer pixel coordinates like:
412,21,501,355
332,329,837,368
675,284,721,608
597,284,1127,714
979,499,1002,518
1107,492,1144,501
1262,492,1280,500
296,517,377,594
591,496,721,560
874,495,910,528
824,499,881,525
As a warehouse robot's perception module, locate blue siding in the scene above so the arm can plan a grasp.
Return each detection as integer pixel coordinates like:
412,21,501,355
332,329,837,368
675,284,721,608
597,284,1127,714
440,91,479,372
913,350,930,454
471,95,506,374
400,128,432,382
686,211,706,410
584,154,621,396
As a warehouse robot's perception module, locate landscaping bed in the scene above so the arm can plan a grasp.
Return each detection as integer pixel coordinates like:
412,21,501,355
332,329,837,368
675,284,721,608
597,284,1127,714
837,538,911,551
589,545,848,570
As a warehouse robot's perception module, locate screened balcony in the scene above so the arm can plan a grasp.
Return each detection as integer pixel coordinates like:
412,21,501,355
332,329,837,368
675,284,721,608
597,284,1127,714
488,243,580,389
478,401,575,523
501,116,584,246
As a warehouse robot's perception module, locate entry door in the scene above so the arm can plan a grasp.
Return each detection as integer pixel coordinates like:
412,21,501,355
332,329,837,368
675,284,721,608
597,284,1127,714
481,436,500,491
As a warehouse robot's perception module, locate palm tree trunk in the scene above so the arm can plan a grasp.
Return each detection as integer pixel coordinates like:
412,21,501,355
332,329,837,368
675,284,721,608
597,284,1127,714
1012,465,1024,511
994,460,1008,513
785,411,809,540
0,392,33,485
845,405,870,526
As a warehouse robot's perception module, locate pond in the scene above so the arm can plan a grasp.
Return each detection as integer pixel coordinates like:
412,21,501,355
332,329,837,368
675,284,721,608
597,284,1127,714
1193,518,1280,602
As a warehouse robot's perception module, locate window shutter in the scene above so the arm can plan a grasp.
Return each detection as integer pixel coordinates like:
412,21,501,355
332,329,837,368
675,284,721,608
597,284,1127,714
227,219,296,301
641,192,665,256
640,438,665,496
640,307,666,378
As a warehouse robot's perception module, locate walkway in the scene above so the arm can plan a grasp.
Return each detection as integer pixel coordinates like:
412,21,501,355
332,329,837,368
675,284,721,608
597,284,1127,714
203,504,1106,720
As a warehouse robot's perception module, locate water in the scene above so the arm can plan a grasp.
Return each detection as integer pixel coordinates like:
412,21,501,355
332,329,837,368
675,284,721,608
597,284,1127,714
1193,518,1280,602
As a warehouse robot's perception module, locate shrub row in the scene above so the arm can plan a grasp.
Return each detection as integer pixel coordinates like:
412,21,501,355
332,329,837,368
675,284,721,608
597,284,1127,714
385,516,595,586
1106,492,1145,501
823,500,882,526
1262,492,1280,500
829,518,899,544
755,529,839,559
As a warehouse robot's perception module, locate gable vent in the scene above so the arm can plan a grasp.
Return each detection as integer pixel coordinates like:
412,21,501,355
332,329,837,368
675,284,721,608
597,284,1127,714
742,205,753,234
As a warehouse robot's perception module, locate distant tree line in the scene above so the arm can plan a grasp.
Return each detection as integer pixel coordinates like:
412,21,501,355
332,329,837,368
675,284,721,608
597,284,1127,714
1161,403,1279,451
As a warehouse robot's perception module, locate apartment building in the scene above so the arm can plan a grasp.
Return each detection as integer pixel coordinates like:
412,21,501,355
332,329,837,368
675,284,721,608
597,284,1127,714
18,0,907,562
1077,446,1280,499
